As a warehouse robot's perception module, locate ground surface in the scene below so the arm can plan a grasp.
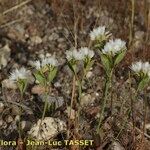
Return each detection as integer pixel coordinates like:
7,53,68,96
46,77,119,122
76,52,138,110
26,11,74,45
0,0,150,150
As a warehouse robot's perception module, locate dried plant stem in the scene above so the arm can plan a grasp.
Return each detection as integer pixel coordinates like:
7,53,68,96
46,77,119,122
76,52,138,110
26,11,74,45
97,72,112,134
141,94,147,149
2,0,32,15
131,89,138,146
129,0,135,45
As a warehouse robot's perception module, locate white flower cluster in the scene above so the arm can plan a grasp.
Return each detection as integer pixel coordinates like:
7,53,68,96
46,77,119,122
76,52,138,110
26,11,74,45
65,47,94,61
89,26,110,41
102,39,126,56
33,55,58,70
10,67,31,82
131,61,150,77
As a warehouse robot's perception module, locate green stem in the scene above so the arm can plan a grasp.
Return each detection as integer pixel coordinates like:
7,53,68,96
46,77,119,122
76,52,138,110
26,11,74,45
97,72,112,134
41,88,49,122
18,92,23,139
37,85,49,138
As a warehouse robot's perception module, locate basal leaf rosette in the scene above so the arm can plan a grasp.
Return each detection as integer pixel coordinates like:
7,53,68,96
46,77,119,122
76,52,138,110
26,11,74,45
131,61,150,91
33,55,58,86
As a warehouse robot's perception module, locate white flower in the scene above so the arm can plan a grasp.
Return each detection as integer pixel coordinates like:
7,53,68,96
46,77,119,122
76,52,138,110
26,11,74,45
148,71,150,78
33,56,58,70
65,49,83,61
79,47,94,59
142,62,150,74
102,39,126,56
41,56,58,67
90,26,110,41
131,61,150,77
33,60,41,70
131,61,143,73
10,67,31,82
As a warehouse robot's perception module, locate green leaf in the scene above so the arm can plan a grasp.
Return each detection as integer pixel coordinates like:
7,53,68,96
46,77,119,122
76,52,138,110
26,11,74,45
34,71,46,85
94,41,106,50
47,67,57,83
84,60,94,72
17,79,27,94
68,61,77,74
114,50,126,66
137,76,150,91
100,54,111,75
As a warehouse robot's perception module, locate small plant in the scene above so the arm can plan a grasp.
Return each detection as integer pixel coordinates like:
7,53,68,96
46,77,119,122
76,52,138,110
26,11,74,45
130,61,150,145
66,47,94,135
32,54,58,120
90,26,111,49
90,26,127,133
9,67,31,139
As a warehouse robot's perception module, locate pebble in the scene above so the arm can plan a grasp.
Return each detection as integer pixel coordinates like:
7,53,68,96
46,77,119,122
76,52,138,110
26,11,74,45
65,107,75,120
28,117,66,140
86,71,93,78
81,93,95,106
0,45,11,69
0,102,4,113
2,79,17,90
30,36,42,44
5,115,13,123
11,105,20,116
135,31,145,40
21,121,32,130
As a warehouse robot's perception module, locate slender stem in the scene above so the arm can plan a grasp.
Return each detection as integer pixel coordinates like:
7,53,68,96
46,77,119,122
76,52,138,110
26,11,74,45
131,89,138,144
141,92,147,148
75,79,82,133
129,0,135,46
41,87,49,122
37,85,49,138
18,92,23,139
97,72,112,133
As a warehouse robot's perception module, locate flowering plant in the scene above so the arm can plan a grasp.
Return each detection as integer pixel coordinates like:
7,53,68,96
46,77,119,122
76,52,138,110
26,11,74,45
131,61,150,91
33,55,58,86
10,67,31,94
90,26,111,49
100,39,127,76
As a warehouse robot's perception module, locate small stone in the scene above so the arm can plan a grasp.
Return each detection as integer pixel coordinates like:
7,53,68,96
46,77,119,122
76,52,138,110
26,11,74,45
2,121,7,129
15,115,20,122
0,120,3,127
111,141,125,150
81,93,95,106
5,115,13,123
0,102,4,113
54,82,61,88
31,85,46,95
135,31,145,40
28,117,66,140
21,121,32,130
0,45,11,69
86,71,93,78
65,107,75,120
2,79,17,90
11,105,20,115
48,33,59,41
30,36,42,44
